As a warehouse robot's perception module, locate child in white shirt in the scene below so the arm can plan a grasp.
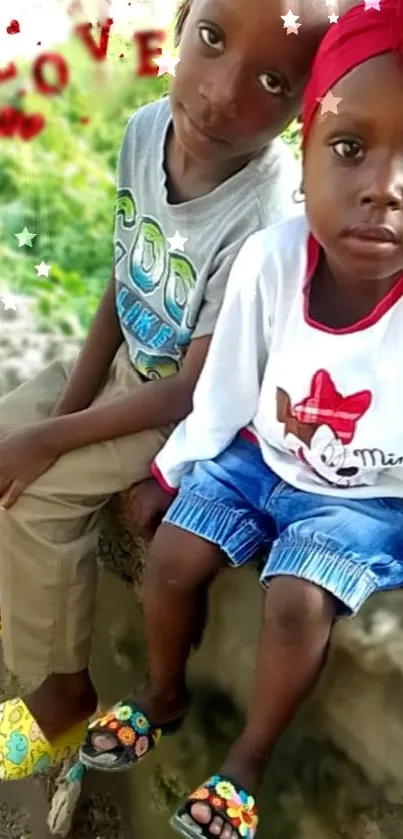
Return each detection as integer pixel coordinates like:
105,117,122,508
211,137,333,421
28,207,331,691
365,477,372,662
81,2,403,837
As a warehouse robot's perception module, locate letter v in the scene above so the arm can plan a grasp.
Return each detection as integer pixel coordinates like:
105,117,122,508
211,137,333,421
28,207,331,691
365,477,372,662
74,18,113,61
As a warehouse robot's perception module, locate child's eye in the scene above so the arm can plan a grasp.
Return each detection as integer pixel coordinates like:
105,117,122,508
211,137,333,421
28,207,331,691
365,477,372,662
331,139,364,160
198,25,224,52
258,72,285,96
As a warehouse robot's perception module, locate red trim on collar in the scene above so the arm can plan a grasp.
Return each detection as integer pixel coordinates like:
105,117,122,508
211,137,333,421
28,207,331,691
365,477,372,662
303,234,403,335
239,427,258,445
150,460,178,495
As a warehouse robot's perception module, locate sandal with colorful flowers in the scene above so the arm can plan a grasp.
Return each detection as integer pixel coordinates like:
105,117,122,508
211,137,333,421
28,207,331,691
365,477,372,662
79,699,184,772
170,774,259,839
0,697,87,781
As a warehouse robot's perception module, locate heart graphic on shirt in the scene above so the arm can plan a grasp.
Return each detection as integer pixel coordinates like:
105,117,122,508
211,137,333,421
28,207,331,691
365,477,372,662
6,20,20,34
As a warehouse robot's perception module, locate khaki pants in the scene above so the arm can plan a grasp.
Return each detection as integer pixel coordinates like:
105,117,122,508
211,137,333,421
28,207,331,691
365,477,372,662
0,344,170,682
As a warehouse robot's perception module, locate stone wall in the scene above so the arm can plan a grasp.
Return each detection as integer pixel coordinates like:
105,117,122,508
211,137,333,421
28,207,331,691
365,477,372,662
1,292,403,838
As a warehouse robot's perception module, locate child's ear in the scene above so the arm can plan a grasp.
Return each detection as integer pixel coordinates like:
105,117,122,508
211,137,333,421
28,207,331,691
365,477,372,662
173,0,191,48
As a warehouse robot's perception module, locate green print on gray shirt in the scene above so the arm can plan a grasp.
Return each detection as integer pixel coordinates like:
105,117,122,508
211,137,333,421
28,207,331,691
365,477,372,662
116,188,198,379
114,97,301,380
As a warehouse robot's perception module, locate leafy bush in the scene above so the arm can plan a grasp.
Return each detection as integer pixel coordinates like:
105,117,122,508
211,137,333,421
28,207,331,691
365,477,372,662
0,39,299,338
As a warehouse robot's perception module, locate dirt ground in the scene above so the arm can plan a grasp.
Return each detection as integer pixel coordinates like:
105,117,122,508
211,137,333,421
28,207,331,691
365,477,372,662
0,571,156,839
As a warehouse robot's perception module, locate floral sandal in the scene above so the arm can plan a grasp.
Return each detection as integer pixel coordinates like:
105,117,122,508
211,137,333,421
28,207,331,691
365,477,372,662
0,697,87,781
79,699,184,772
170,774,259,839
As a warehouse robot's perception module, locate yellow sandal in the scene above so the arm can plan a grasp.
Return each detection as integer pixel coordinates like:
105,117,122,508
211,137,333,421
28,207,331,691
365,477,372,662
0,697,87,781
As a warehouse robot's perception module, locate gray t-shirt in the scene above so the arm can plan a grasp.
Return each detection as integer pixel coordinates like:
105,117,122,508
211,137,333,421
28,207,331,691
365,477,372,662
115,96,301,380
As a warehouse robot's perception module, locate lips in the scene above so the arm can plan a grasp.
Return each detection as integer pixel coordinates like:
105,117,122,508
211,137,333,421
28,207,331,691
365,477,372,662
183,108,225,143
345,225,398,244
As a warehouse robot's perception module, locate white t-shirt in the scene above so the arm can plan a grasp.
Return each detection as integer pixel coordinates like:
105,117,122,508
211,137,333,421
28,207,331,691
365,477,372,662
153,215,403,499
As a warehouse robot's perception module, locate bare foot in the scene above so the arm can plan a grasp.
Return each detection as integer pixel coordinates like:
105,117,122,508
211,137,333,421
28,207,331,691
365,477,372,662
89,685,189,754
186,745,263,839
189,803,239,838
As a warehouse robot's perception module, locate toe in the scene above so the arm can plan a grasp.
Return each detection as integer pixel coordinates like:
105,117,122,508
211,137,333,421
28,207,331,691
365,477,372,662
210,817,224,835
91,732,117,753
190,803,212,826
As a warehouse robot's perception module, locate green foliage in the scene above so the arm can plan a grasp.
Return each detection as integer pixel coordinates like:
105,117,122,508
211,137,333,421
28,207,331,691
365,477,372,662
0,39,299,337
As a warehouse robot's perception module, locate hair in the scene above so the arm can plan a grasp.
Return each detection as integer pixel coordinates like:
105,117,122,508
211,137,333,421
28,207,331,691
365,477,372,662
173,0,192,47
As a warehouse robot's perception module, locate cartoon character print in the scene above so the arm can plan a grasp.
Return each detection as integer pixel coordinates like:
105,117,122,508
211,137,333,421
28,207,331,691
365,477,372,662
6,731,28,766
277,369,372,488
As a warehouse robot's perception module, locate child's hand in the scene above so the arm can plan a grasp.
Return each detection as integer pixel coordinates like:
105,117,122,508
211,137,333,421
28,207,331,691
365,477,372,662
0,426,58,509
123,477,174,540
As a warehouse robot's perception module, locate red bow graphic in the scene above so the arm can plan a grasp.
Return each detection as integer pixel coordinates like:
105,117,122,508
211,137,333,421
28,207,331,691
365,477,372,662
293,370,372,444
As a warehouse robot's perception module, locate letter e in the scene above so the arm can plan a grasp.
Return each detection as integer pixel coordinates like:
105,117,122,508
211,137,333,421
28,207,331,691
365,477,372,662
134,30,166,77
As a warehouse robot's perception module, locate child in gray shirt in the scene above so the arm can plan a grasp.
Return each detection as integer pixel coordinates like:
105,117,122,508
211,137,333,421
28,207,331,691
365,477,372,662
116,95,300,379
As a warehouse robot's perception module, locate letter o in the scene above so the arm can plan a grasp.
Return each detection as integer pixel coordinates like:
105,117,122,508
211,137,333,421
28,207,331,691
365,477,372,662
33,53,69,95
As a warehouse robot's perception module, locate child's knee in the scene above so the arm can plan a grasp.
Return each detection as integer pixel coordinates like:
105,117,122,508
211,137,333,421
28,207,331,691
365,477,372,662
265,576,335,644
147,523,224,592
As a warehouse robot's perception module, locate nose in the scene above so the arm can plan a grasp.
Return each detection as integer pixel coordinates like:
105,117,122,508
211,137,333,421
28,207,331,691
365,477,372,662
198,65,240,120
359,159,403,211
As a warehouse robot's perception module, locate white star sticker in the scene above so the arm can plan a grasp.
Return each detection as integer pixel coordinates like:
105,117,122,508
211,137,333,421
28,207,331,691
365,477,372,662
1,292,18,311
328,12,339,22
364,0,381,9
15,227,37,248
35,261,51,277
167,231,188,252
317,91,343,116
153,51,180,77
281,11,301,34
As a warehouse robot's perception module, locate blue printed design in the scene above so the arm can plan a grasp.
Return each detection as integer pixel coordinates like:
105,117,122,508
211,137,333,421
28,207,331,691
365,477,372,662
65,759,86,783
116,286,177,352
32,754,51,774
134,350,179,379
130,217,167,294
131,711,151,734
164,252,197,346
115,191,200,379
6,732,28,765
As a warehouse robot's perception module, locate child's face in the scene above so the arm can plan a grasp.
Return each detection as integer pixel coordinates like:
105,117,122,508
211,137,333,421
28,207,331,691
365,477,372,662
304,53,403,284
170,0,328,163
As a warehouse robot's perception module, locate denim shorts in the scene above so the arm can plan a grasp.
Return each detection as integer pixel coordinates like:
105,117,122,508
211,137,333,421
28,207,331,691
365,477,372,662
164,435,403,616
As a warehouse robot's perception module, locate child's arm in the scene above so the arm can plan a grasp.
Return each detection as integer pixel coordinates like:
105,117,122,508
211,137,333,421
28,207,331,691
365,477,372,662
0,333,210,509
153,233,271,491
30,229,268,462
0,232,269,509
42,333,211,454
52,271,123,416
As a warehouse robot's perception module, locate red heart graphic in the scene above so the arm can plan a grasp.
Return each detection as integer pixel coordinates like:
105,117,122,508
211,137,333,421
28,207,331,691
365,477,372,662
6,19,20,34
0,106,23,137
19,113,46,141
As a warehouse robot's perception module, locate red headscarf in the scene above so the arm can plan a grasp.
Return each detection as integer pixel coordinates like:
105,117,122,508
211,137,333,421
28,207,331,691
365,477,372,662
302,0,403,146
